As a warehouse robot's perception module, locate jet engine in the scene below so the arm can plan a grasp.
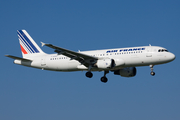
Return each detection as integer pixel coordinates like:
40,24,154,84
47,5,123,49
96,59,113,69
114,67,137,77
96,58,125,69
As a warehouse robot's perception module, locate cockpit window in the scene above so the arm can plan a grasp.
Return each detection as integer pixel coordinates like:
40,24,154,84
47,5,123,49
158,49,168,52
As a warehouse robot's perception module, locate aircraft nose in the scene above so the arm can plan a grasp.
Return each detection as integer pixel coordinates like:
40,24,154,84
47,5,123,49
169,53,175,61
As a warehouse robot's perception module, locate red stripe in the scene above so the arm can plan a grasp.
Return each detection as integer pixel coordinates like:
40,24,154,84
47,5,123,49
20,45,28,54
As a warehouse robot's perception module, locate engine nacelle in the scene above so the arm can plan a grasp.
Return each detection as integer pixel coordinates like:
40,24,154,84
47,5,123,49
96,59,112,69
114,67,137,77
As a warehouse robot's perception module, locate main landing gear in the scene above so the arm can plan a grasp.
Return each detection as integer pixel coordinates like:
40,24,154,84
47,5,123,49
101,71,109,83
86,66,93,78
86,71,93,78
150,65,155,76
85,71,109,83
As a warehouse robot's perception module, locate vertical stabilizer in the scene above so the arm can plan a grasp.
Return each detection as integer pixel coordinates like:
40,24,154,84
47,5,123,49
17,30,45,58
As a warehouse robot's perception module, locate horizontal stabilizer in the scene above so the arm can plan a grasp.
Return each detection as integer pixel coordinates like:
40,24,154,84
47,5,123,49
5,55,32,62
41,42,46,47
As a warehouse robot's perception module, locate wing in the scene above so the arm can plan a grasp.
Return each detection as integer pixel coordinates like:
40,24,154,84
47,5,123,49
41,42,98,67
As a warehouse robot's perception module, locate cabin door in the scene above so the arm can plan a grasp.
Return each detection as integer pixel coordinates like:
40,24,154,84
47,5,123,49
146,47,152,57
41,56,46,67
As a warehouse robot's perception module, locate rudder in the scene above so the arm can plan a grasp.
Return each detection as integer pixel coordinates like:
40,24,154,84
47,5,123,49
17,30,45,58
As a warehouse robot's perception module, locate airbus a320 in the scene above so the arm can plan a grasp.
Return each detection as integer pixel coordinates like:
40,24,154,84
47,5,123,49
6,30,175,83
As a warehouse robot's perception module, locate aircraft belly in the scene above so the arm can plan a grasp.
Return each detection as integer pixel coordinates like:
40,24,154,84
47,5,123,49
67,60,81,71
43,59,84,71
57,60,69,70
51,60,80,71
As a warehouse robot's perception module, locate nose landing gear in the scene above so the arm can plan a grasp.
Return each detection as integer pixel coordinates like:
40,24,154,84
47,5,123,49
150,65,155,76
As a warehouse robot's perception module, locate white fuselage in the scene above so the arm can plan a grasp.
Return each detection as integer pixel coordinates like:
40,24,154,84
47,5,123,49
6,30,175,82
14,46,175,72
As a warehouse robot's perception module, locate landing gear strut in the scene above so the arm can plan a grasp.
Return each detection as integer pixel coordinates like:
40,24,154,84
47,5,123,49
101,71,109,83
86,65,93,78
150,65,155,76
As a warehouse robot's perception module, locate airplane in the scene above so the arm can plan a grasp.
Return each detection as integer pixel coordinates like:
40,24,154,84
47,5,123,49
5,30,175,83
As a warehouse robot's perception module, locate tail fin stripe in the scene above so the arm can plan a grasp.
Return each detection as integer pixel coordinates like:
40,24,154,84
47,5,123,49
19,38,33,53
18,32,35,53
19,30,39,53
17,30,40,53
20,44,28,54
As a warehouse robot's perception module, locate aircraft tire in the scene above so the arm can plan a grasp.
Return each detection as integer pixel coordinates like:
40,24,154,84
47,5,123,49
101,76,108,83
86,72,93,78
150,72,155,76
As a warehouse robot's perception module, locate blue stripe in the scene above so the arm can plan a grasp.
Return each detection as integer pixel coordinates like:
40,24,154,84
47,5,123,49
18,32,34,53
19,37,32,53
18,30,39,53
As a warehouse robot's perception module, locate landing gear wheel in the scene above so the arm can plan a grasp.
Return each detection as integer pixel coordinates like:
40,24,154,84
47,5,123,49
101,77,108,83
150,72,155,76
149,65,155,76
86,72,93,78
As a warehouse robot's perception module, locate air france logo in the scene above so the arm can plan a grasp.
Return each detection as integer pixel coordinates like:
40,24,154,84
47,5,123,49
106,48,145,53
